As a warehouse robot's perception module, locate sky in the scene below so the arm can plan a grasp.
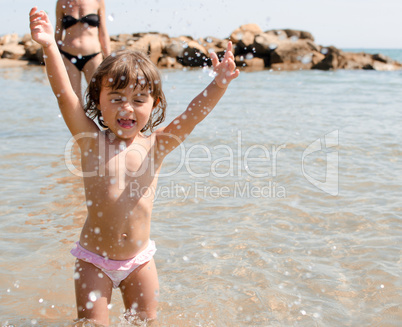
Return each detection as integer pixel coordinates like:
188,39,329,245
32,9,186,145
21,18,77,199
1,0,401,49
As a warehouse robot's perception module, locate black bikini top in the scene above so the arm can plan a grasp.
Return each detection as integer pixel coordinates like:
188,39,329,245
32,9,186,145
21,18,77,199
62,14,100,29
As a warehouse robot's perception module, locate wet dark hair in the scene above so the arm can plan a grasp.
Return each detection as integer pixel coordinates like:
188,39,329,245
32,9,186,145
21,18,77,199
84,50,167,133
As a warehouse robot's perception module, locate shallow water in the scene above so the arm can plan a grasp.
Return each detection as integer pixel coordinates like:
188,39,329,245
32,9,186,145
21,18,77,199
1,56,401,326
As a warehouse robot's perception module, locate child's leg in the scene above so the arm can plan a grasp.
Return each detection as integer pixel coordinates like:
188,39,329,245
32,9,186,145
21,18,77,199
119,258,160,321
74,259,113,326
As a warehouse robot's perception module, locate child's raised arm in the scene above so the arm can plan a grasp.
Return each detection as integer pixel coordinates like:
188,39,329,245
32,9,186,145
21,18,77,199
29,7,97,137
155,41,240,158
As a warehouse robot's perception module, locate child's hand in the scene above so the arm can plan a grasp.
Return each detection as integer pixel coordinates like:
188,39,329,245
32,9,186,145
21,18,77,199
29,7,55,48
210,41,240,89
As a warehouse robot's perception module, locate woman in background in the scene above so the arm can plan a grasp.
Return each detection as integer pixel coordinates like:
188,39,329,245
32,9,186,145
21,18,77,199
55,0,111,101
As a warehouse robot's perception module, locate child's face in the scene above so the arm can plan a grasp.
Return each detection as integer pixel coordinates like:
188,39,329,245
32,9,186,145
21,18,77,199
98,78,155,139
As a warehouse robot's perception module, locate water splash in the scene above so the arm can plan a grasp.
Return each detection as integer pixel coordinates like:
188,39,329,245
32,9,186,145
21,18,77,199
290,36,299,42
321,48,329,55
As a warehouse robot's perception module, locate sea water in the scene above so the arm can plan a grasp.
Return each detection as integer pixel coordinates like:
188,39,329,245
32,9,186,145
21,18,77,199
1,50,401,326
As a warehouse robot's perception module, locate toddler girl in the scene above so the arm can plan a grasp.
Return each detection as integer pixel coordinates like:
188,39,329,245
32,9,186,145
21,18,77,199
30,6,239,325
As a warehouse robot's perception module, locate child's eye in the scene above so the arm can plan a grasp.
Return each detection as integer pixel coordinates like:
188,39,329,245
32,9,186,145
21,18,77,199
111,98,122,103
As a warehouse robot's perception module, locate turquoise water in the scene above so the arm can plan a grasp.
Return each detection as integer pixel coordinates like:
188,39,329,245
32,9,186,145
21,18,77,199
0,53,401,326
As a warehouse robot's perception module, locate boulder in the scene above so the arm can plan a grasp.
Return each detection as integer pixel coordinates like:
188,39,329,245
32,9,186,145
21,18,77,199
372,53,390,63
179,46,209,67
270,39,320,67
253,32,281,56
157,55,183,69
230,24,263,48
1,23,400,71
196,37,226,56
115,33,136,43
20,34,33,45
340,52,374,70
372,60,402,71
123,33,166,64
164,38,185,58
311,46,340,70
110,41,127,52
283,29,314,41
311,47,402,71
23,40,44,63
0,33,19,45
175,39,209,67
235,55,265,70
0,44,25,59
144,34,165,64
265,30,289,42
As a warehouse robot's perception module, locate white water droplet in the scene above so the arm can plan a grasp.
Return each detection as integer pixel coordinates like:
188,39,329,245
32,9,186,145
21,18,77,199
301,54,312,64
89,291,101,302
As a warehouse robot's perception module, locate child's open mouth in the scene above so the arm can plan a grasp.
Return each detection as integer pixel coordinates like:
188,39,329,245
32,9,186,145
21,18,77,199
117,119,136,129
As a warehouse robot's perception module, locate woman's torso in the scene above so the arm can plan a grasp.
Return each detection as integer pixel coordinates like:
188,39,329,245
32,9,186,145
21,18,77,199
57,0,102,55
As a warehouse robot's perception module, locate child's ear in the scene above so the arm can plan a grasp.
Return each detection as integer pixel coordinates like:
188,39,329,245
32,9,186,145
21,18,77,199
153,98,160,108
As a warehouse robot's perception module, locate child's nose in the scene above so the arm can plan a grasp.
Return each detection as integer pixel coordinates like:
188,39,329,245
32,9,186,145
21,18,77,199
119,102,134,113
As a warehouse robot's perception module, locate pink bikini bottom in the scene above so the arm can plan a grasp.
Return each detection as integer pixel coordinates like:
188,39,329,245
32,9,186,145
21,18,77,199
71,240,157,288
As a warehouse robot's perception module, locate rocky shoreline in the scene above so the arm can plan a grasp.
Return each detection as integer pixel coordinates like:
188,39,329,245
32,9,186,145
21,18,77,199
1,23,401,71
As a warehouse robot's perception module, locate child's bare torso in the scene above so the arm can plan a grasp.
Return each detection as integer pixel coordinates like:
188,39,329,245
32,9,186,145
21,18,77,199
78,130,161,260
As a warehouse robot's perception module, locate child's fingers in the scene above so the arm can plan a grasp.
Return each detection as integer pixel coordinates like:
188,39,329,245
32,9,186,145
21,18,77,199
226,41,233,54
29,7,38,18
223,42,235,62
30,9,47,24
30,15,44,29
232,69,240,80
210,52,219,68
30,13,42,25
